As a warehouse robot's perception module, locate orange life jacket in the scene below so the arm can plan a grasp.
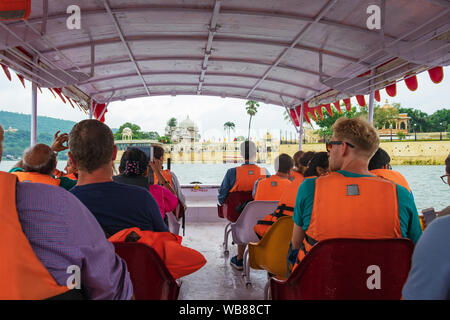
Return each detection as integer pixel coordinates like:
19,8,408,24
370,169,411,192
108,227,206,279
0,172,69,299
11,171,61,186
254,177,304,239
154,169,173,188
290,170,304,181
53,169,63,178
64,173,78,181
229,164,266,192
253,175,292,201
296,172,401,264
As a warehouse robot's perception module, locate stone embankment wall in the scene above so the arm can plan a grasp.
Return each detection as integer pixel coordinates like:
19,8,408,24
279,141,450,165
115,140,449,165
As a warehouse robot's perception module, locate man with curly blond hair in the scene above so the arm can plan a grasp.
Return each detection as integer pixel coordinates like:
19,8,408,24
288,117,422,270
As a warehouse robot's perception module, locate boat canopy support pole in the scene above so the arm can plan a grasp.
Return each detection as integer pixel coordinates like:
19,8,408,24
89,99,93,119
294,104,304,151
31,56,38,147
368,68,375,124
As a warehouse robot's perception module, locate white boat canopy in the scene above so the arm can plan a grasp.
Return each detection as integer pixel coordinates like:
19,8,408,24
0,0,449,142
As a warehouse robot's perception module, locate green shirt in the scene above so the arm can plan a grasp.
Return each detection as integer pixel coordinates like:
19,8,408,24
293,170,422,244
8,167,77,191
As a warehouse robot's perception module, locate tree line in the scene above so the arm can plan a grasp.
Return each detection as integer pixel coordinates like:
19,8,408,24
314,103,449,140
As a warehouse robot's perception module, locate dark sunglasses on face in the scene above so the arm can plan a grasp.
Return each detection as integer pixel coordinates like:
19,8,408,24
326,140,355,152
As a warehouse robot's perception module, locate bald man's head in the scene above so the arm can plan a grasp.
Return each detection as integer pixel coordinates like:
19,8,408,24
22,144,57,175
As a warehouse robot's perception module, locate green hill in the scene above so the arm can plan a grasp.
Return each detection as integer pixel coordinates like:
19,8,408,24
0,111,77,160
0,110,76,134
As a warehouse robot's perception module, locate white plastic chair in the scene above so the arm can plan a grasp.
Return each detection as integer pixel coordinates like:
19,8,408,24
166,211,181,235
230,200,279,286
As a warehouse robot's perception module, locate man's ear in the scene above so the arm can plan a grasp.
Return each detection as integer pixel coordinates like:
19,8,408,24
68,152,77,169
112,145,117,161
383,164,390,169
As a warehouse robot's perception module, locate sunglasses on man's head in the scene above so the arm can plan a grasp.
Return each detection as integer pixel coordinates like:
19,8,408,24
326,141,355,152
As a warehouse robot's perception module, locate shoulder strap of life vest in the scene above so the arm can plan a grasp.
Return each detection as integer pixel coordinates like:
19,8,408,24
254,175,292,201
154,169,173,187
297,172,401,262
0,172,69,299
370,169,411,192
11,171,61,186
230,164,266,192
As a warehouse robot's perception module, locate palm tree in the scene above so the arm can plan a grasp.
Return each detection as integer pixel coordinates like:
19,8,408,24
245,100,260,140
282,110,292,125
223,121,235,142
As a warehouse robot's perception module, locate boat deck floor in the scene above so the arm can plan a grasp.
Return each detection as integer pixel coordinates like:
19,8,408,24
177,221,269,300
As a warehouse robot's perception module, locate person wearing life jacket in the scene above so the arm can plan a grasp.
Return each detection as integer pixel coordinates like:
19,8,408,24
218,141,269,206
0,124,133,300
254,152,329,240
10,143,76,191
369,147,412,192
253,153,293,201
151,145,187,233
231,154,292,270
219,141,269,270
287,117,422,275
63,157,78,180
51,131,77,181
113,147,178,223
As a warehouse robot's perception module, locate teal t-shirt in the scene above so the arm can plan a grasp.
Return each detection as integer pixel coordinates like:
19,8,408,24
293,170,422,244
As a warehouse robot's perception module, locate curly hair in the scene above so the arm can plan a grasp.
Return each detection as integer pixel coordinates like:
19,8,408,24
332,117,379,158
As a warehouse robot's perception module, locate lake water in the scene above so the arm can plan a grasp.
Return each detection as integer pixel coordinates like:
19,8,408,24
1,161,448,212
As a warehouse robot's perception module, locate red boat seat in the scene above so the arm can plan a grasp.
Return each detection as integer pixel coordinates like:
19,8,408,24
217,191,253,222
270,238,414,300
113,242,180,300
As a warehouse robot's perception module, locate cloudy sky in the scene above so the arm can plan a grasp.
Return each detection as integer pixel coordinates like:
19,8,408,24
0,66,448,140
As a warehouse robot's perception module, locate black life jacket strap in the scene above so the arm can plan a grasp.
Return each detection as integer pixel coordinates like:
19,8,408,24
305,233,318,246
256,220,275,226
275,204,295,216
299,234,318,257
